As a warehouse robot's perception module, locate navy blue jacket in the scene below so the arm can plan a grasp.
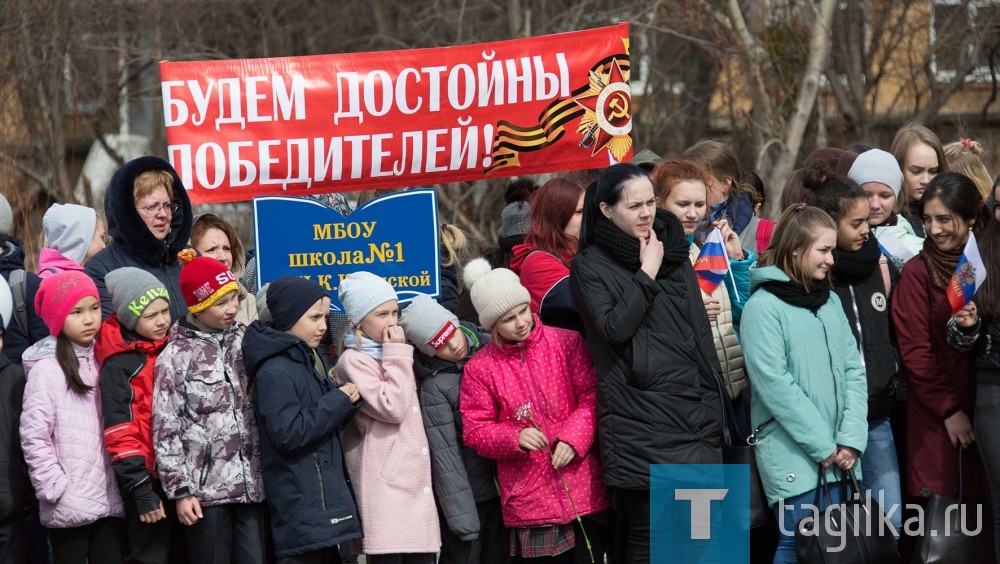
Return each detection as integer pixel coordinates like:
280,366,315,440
84,156,192,323
243,321,362,558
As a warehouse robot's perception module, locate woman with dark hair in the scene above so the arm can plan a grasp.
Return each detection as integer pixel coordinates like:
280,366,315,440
569,163,723,562
891,173,988,514
510,177,586,333
800,162,903,535
946,176,1000,559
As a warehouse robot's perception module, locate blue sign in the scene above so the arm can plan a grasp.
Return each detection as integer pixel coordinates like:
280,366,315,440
253,190,440,312
650,464,750,563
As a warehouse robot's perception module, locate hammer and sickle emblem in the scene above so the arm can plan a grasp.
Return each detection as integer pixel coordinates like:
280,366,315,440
608,93,630,120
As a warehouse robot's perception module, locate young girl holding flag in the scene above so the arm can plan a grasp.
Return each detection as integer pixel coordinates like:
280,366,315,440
652,160,753,404
891,173,989,507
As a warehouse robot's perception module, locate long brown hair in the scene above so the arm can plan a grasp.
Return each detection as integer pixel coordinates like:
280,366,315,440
891,121,947,215
757,205,837,292
57,333,91,394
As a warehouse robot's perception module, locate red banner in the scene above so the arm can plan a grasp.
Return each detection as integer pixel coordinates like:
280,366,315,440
160,24,631,204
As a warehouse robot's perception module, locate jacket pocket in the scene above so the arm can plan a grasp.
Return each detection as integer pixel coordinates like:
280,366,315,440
379,439,422,490
183,370,228,416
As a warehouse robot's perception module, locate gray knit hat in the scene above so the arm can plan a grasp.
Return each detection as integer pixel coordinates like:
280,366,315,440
497,201,532,238
463,258,530,330
338,271,397,326
106,267,170,331
0,193,11,235
399,294,461,357
848,149,904,197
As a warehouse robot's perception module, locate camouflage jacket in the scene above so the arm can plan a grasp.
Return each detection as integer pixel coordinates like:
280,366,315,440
152,319,264,506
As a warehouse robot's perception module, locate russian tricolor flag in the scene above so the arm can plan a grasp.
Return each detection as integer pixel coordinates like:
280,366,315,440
875,228,916,269
695,228,731,294
947,231,987,315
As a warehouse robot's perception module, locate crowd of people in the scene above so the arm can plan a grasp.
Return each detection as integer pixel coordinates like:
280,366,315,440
0,123,999,564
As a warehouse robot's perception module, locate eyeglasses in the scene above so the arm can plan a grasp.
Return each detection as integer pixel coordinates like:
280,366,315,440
136,202,180,216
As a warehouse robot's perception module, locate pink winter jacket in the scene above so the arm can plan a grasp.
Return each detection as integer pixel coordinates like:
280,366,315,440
460,316,610,528
20,337,124,528
335,342,440,554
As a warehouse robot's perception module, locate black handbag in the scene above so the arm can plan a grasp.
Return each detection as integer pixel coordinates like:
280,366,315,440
914,446,995,563
795,466,901,563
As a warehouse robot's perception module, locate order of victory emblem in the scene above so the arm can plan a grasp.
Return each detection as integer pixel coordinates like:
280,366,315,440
572,57,633,162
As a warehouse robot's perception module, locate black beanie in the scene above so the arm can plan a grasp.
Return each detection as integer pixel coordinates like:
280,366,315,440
267,276,330,331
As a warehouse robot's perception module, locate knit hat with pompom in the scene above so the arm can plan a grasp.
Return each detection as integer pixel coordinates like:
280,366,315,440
463,258,530,330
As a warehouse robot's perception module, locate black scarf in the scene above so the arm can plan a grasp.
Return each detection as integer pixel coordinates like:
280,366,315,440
759,279,831,314
832,235,882,284
592,208,689,279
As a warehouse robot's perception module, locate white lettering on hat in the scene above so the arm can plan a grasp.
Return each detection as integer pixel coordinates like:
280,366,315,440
428,321,457,350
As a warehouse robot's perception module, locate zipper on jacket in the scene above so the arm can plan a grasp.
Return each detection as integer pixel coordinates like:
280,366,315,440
199,444,212,488
816,313,842,430
223,365,252,502
314,453,328,510
847,285,867,373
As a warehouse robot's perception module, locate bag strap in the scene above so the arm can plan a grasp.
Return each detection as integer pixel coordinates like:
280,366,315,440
879,255,891,296
955,446,965,501
8,269,29,338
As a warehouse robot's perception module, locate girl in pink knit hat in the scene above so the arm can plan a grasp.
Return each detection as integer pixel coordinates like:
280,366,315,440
20,271,125,563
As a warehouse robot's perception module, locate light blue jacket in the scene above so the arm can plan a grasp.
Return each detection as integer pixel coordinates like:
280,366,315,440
741,266,868,505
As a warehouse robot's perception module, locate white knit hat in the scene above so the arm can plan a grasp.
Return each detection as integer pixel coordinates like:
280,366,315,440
398,294,460,357
848,149,904,197
338,271,397,326
463,258,530,330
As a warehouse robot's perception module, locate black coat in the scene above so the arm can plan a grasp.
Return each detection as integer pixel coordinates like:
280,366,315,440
242,321,362,558
570,244,724,490
831,261,899,421
84,156,193,323
0,238,48,363
0,353,33,520
413,324,496,540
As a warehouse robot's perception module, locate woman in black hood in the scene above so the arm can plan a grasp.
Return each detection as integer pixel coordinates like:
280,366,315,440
85,156,193,323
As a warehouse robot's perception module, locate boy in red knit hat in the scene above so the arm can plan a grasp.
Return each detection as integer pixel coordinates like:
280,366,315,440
151,251,268,563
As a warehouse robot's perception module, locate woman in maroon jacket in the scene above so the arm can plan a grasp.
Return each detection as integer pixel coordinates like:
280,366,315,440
891,172,990,501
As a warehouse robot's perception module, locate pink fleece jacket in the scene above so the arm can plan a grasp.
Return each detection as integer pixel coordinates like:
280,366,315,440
460,316,609,528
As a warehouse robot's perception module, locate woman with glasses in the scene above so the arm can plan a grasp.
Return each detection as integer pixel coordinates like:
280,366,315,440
85,156,193,323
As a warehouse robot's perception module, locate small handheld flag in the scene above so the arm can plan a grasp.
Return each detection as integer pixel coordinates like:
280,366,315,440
947,232,987,315
694,228,731,294
875,228,916,271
